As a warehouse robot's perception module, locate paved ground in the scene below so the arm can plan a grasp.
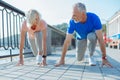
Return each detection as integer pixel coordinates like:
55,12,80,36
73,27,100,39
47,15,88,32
0,47,120,80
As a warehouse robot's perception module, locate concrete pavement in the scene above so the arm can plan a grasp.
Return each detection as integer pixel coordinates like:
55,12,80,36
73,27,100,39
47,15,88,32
0,47,120,80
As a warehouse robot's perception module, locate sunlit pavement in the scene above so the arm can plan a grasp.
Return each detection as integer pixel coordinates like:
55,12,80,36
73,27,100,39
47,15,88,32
0,47,120,80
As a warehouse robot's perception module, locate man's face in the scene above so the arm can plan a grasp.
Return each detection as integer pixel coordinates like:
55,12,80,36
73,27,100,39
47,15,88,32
72,6,86,23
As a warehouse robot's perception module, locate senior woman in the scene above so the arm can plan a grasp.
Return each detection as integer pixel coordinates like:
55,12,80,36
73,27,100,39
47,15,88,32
17,9,47,66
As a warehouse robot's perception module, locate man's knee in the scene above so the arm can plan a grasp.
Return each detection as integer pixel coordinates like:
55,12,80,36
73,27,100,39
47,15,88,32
76,53,84,61
87,32,97,41
76,50,85,61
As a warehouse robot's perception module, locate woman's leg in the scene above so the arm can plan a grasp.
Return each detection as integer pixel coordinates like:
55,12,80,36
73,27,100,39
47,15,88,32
35,32,43,64
28,38,38,56
27,32,43,64
35,32,42,55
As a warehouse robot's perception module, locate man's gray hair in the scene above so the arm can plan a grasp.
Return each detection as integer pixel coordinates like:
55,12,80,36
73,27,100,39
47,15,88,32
75,2,86,12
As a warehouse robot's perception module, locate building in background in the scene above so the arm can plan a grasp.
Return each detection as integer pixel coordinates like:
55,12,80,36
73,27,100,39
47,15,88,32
107,10,120,49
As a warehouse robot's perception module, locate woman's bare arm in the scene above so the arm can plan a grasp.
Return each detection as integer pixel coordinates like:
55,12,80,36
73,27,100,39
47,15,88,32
17,21,26,66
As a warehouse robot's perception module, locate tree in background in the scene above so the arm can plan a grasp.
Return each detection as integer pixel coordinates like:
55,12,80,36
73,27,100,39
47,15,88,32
53,23,68,33
102,24,106,33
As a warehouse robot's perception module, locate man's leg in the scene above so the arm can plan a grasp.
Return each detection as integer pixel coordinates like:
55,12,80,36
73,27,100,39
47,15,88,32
87,32,97,66
76,39,87,61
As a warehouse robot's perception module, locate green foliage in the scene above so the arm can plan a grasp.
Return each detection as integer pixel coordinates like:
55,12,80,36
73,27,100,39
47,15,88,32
102,24,106,33
53,23,68,32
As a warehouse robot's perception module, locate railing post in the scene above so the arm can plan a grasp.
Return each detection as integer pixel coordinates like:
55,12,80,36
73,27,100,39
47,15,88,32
10,49,12,62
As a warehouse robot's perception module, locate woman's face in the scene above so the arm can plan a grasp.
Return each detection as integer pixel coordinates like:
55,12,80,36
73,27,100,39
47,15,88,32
31,24,36,30
31,15,40,30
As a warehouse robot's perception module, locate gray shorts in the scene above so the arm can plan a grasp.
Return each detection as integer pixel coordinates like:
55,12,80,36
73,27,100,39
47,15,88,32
27,32,42,56
76,32,97,61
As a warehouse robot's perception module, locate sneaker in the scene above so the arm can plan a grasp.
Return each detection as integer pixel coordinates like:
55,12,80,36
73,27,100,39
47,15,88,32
89,56,96,66
36,55,42,64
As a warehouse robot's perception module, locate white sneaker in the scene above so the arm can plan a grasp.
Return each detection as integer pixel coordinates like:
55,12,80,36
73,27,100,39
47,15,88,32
36,55,42,64
89,56,96,66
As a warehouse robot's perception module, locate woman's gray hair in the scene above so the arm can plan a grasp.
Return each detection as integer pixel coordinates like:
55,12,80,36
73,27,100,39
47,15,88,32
75,2,86,12
26,9,41,27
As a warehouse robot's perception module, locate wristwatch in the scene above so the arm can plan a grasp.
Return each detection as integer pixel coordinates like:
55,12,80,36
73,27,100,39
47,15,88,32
42,55,47,58
102,56,107,60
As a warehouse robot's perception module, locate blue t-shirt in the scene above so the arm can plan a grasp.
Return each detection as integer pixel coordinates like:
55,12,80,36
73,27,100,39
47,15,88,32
67,12,102,40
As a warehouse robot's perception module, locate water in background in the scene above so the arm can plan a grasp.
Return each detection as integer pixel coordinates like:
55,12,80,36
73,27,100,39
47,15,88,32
0,47,32,56
0,34,31,56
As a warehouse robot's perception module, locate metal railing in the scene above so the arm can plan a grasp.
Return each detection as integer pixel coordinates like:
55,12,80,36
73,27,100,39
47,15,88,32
0,1,26,50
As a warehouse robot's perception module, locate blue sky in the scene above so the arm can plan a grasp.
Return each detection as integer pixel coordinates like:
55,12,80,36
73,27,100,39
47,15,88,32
4,0,120,25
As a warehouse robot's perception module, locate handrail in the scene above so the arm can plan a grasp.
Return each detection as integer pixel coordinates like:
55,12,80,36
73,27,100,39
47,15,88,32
0,0,25,16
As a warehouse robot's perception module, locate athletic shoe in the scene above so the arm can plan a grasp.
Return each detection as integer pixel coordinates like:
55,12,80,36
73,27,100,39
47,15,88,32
36,55,42,64
89,56,96,66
